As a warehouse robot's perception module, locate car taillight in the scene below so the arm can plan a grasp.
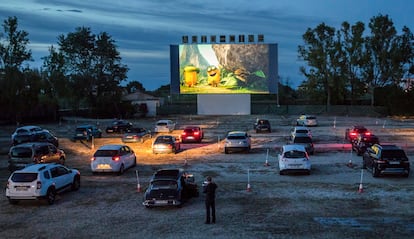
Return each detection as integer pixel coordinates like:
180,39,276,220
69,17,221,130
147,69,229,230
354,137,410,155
112,156,120,161
181,132,187,136
168,145,172,148
37,181,42,189
6,181,9,189
350,132,357,136
364,132,371,136
194,131,199,136
91,157,96,161
133,136,139,139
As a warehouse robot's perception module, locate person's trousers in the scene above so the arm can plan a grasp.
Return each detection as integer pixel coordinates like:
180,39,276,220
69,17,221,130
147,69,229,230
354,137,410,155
205,200,216,223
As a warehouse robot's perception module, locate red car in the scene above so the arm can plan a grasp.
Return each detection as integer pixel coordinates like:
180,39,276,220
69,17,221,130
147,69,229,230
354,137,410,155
345,126,371,142
181,126,204,143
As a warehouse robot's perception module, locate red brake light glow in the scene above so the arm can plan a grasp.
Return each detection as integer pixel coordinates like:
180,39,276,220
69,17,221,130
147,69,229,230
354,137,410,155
91,157,96,161
112,156,120,161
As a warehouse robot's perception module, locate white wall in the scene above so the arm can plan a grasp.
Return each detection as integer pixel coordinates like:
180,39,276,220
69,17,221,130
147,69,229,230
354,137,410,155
197,94,251,115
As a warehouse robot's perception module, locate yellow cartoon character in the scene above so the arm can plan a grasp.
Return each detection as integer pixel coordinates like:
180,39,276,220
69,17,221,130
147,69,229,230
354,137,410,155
207,65,221,87
183,65,200,87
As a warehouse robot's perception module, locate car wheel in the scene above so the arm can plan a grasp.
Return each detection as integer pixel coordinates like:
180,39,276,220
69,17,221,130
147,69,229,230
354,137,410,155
118,164,125,175
372,165,380,177
279,170,285,175
71,176,80,191
46,188,56,205
8,199,19,205
132,157,137,167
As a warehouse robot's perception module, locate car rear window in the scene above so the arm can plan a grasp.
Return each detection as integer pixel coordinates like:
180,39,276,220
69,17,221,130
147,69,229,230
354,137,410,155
94,150,118,157
184,128,195,133
294,137,312,143
155,137,173,143
151,180,178,189
10,147,33,158
227,135,246,140
11,173,38,182
284,150,307,158
382,150,407,159
157,122,167,126
296,130,308,134
307,117,316,120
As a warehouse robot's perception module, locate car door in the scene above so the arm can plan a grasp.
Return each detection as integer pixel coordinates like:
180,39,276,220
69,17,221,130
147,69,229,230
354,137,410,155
50,166,72,190
122,146,134,168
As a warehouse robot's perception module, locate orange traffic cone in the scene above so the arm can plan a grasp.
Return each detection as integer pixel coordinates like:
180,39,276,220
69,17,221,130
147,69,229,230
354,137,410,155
246,183,251,192
358,183,363,193
137,183,142,193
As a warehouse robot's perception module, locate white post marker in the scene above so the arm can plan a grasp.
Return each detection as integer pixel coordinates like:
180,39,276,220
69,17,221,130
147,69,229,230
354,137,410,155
333,116,336,128
358,169,364,193
264,149,270,166
247,169,251,192
136,170,141,192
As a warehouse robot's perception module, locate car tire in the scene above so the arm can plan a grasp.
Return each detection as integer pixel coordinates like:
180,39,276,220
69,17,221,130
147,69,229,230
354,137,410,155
46,188,56,205
132,157,137,167
118,164,125,175
224,148,229,154
71,176,80,191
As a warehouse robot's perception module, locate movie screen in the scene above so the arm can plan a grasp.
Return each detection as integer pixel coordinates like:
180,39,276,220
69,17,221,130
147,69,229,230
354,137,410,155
174,44,277,94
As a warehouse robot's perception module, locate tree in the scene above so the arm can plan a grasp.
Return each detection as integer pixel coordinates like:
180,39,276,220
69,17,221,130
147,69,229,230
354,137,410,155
0,16,32,122
298,23,338,108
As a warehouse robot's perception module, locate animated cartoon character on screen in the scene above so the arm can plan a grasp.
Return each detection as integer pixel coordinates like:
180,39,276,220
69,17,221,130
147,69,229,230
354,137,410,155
207,65,221,87
183,65,200,87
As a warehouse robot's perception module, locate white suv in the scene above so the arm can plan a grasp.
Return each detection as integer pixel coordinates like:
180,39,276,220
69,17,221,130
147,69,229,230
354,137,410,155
6,163,80,205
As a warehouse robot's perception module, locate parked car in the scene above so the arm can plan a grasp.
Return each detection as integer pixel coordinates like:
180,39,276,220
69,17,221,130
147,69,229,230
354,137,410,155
6,163,80,205
254,119,271,133
122,127,152,143
91,144,136,175
296,115,318,127
224,131,251,154
105,120,133,134
154,119,176,133
181,126,204,143
143,168,199,208
11,125,45,142
152,135,181,154
290,126,312,140
73,124,102,141
352,134,380,156
8,142,66,172
345,125,371,143
12,130,59,147
362,144,410,177
278,144,311,175
290,133,314,155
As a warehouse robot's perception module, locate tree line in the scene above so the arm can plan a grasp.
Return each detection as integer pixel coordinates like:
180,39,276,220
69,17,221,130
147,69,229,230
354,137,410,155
297,14,414,112
0,14,413,123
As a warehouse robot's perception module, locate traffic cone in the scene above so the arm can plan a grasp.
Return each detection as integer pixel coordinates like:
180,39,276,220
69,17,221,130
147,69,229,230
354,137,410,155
358,183,363,193
137,183,142,193
246,183,251,192
264,159,270,167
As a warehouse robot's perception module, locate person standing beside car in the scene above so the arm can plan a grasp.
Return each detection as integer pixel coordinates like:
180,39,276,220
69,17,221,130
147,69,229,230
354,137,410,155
203,176,218,224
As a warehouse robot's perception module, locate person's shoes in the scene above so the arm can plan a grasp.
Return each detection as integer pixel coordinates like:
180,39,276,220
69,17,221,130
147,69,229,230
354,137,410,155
205,221,210,224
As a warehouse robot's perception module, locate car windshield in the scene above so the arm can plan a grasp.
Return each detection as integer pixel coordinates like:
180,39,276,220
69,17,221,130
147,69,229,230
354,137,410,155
94,150,118,157
294,137,312,143
382,150,407,159
284,150,307,158
151,180,178,189
11,173,38,182
10,147,33,157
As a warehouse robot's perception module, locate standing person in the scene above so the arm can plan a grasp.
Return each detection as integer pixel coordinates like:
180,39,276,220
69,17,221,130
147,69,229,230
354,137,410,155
203,176,217,224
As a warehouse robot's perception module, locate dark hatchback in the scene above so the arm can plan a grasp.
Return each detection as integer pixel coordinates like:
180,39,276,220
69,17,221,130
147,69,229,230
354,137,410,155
363,144,410,177
106,120,133,134
254,119,271,133
143,168,199,208
12,130,59,147
73,125,102,141
122,128,152,143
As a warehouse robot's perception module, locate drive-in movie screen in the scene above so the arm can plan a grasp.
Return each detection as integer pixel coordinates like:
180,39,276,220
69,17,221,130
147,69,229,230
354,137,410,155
171,43,278,94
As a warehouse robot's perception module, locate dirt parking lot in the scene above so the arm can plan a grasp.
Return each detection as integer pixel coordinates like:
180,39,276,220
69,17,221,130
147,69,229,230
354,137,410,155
0,115,413,239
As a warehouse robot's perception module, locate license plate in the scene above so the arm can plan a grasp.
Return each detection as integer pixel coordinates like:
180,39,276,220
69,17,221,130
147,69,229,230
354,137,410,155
155,200,168,204
288,164,301,167
389,161,400,165
15,186,28,191
97,164,111,169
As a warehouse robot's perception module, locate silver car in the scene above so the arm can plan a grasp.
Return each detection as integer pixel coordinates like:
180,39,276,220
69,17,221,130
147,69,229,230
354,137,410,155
91,144,136,175
224,131,251,154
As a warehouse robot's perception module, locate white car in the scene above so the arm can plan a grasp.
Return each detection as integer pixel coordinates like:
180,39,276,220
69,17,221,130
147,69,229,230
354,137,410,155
278,144,311,175
91,144,136,175
290,126,312,139
6,163,80,205
296,115,318,127
224,131,251,154
11,125,45,141
154,120,176,133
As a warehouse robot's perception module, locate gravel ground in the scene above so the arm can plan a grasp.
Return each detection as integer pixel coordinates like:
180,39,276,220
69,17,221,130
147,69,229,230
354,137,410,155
0,115,413,239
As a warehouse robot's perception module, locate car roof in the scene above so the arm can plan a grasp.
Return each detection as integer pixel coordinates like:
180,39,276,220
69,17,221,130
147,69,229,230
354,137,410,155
15,125,42,130
96,144,125,150
282,144,307,152
13,163,58,173
11,142,54,148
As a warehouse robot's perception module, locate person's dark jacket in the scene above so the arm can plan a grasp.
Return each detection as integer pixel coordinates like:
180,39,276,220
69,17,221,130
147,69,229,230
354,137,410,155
203,182,217,202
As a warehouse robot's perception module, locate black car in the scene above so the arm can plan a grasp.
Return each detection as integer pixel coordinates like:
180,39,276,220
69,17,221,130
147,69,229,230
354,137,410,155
362,144,410,177
121,127,152,143
73,125,102,141
106,120,133,134
143,168,199,208
345,125,371,143
254,119,271,133
12,130,59,147
352,134,379,156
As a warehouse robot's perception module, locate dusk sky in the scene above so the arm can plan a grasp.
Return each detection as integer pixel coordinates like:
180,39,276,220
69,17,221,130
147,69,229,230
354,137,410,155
0,0,413,91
